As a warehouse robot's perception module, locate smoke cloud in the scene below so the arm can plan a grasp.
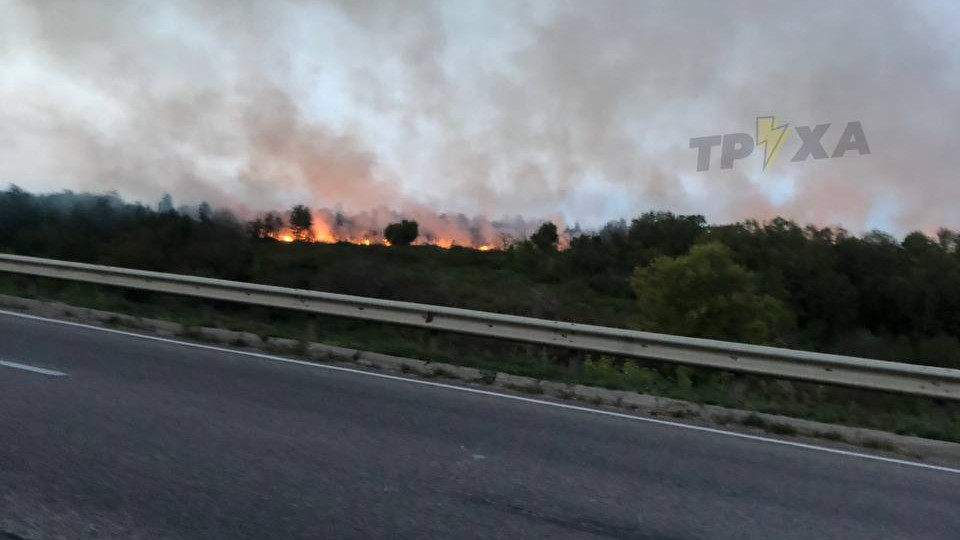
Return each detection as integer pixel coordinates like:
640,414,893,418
1,0,958,235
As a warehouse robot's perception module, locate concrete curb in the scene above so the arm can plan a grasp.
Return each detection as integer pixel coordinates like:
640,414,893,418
1,293,958,464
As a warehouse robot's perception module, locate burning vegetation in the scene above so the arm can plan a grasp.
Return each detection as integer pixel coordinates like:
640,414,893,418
248,204,558,250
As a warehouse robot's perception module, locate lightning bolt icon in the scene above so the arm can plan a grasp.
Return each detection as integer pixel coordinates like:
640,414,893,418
755,116,790,171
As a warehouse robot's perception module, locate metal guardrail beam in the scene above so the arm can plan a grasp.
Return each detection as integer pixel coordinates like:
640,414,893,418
2,252,959,400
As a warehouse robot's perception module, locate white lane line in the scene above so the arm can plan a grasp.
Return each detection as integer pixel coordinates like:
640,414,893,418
0,359,68,377
1,307,959,475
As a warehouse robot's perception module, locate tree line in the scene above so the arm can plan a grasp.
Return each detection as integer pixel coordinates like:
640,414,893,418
1,185,959,369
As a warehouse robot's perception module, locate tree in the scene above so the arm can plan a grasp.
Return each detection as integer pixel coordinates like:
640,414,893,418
627,211,705,266
158,193,174,213
384,219,419,246
289,205,313,241
247,218,266,239
263,212,283,238
498,232,516,250
936,228,959,253
247,211,284,239
631,242,793,344
198,201,212,223
530,221,559,251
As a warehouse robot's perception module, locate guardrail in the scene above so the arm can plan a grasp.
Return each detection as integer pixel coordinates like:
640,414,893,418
2,252,960,400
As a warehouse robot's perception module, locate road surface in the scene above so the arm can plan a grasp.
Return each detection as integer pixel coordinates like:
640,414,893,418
1,310,958,539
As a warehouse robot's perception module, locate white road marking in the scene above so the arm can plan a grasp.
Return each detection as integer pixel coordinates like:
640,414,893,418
0,359,68,377
1,308,959,475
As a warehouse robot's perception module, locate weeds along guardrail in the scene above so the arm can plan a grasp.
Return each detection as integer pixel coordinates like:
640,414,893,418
1,252,959,400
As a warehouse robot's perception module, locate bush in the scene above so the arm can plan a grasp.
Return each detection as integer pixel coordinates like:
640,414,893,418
530,222,559,251
384,220,419,246
631,242,794,344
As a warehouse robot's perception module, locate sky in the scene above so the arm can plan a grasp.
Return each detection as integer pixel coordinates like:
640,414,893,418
1,0,959,234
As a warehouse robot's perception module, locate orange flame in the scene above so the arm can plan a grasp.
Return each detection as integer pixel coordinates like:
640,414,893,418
311,221,337,243
264,212,516,251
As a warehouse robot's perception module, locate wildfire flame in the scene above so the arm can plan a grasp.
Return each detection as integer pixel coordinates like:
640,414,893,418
259,207,567,250
267,228,497,250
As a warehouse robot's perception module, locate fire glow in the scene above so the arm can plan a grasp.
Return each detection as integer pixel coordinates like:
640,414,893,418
256,206,564,250
268,228,494,249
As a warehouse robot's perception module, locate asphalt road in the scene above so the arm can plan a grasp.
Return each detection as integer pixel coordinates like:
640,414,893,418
1,311,958,539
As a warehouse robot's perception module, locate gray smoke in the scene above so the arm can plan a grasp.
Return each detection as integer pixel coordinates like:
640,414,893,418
1,0,957,234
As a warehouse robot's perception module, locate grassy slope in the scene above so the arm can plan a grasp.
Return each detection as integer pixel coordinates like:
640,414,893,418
243,242,637,326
